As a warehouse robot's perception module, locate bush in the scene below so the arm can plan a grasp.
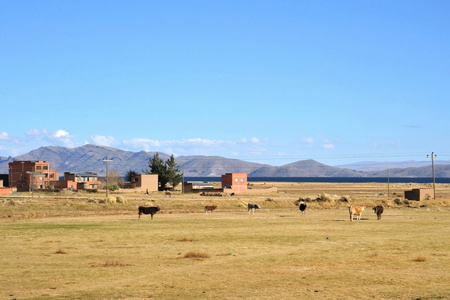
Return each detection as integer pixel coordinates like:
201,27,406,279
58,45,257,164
394,198,402,205
339,196,350,202
107,185,119,191
87,198,98,204
106,197,116,204
116,196,127,204
316,193,333,202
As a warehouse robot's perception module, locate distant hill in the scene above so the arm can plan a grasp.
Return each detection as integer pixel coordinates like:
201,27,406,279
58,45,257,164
0,144,167,176
176,155,266,177
367,165,450,178
249,159,366,177
337,160,450,172
1,145,449,177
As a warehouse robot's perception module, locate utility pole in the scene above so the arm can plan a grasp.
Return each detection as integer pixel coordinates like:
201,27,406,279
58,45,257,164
102,156,113,199
426,152,437,199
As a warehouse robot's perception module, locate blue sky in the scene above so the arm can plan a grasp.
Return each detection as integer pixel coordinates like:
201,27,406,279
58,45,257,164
1,0,449,166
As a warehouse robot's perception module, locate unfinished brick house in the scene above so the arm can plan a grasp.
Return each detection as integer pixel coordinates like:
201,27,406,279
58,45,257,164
63,172,100,190
222,172,247,194
8,161,59,191
404,188,434,201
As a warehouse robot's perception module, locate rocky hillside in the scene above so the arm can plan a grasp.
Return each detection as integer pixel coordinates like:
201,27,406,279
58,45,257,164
1,145,449,177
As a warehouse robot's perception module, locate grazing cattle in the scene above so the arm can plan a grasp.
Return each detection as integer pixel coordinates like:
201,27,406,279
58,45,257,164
138,206,161,220
349,206,365,221
299,203,307,215
204,205,217,213
373,205,384,220
248,203,260,214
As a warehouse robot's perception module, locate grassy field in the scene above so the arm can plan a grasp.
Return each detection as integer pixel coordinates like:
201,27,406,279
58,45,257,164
1,182,449,299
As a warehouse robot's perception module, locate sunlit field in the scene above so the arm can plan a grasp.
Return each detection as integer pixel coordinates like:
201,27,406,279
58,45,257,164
1,182,449,299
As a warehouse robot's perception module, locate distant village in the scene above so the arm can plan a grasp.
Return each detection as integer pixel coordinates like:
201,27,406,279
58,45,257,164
0,160,434,201
0,160,272,196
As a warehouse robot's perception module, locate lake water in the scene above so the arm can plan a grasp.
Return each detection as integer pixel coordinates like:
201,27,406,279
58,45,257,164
184,177,450,184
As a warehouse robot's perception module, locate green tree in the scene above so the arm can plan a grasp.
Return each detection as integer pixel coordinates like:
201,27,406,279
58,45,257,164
125,170,138,182
143,153,183,191
166,155,183,189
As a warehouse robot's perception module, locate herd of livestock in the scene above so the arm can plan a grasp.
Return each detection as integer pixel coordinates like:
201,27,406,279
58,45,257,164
137,202,384,221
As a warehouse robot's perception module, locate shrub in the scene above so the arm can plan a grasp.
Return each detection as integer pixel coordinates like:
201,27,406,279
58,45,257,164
116,196,127,204
106,197,116,204
317,193,333,202
394,198,402,205
339,196,350,202
87,198,98,203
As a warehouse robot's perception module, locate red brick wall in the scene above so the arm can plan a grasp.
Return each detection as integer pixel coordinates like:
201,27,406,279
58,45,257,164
0,187,12,195
9,161,59,187
221,173,247,193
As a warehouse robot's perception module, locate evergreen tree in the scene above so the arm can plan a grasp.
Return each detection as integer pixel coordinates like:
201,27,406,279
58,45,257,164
166,154,183,189
144,153,184,190
125,170,138,182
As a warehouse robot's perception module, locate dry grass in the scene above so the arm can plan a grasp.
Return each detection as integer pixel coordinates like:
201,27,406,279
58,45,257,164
178,237,199,242
54,248,68,254
0,182,449,299
413,256,427,262
183,250,211,259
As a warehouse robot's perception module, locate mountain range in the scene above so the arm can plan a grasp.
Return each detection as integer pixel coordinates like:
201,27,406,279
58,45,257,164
1,144,449,178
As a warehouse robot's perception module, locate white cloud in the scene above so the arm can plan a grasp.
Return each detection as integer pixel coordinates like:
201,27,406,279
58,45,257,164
90,135,118,147
240,137,260,144
53,129,69,138
304,137,314,144
26,129,49,139
323,143,335,149
250,137,260,144
0,132,9,140
24,128,75,147
123,137,231,151
369,142,378,148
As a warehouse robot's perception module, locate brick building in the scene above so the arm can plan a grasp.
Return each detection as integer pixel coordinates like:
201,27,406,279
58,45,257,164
8,161,59,191
64,172,100,190
404,188,434,201
221,173,247,194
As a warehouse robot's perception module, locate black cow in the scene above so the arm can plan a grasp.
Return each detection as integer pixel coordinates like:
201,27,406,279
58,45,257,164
138,206,161,220
299,203,307,215
373,205,384,220
248,203,260,214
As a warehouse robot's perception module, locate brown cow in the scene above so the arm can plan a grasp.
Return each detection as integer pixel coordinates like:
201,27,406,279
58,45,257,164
204,205,217,213
349,206,365,221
